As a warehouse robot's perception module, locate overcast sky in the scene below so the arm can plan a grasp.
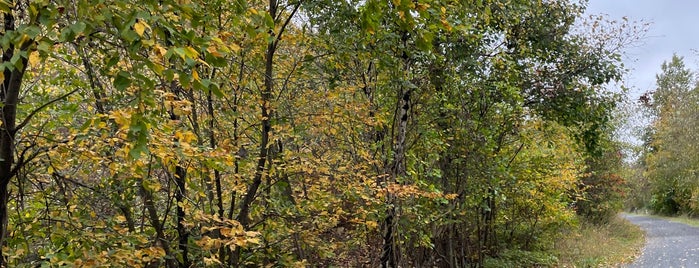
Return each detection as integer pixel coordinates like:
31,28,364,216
581,1,699,149
585,1,699,97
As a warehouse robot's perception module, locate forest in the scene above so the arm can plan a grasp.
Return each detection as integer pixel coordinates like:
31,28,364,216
0,0,644,267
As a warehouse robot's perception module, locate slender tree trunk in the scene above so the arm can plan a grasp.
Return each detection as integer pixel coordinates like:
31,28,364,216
117,204,136,232
230,1,300,264
159,8,192,261
140,178,176,268
167,85,190,267
187,90,218,216
225,55,243,222
232,5,275,262
381,27,412,267
0,8,30,266
174,164,189,268
75,45,107,114
202,85,228,263
381,89,411,268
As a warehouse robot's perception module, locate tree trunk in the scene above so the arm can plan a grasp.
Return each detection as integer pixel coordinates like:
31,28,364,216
232,2,277,264
231,0,301,264
381,26,412,267
0,8,29,266
382,88,411,268
139,179,176,268
168,84,190,267
174,164,189,268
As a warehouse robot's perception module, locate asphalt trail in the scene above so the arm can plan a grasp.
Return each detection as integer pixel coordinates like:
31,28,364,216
624,214,699,268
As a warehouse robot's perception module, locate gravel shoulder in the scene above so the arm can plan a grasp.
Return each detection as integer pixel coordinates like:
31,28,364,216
623,214,699,268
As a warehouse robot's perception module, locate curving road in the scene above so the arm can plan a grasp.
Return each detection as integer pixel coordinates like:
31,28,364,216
623,214,699,268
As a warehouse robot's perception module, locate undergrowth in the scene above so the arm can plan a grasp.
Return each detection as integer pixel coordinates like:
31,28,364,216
553,215,644,267
482,215,644,267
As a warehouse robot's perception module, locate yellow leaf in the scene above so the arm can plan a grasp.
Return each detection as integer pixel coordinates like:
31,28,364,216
416,3,430,11
204,257,223,265
220,227,231,237
28,51,40,67
192,69,200,81
134,21,149,37
365,220,378,229
150,63,164,75
185,46,199,58
141,38,154,47
154,44,168,58
229,43,241,53
17,34,30,48
0,71,4,84
207,45,223,57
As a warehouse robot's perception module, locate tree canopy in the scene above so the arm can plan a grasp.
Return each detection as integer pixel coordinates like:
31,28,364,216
1,0,640,266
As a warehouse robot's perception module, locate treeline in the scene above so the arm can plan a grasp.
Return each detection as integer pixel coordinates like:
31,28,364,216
631,55,699,216
1,0,637,267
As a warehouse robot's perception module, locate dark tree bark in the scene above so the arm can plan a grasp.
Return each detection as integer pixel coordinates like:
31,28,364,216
232,0,300,265
139,176,177,268
0,8,30,267
381,27,412,268
167,85,190,268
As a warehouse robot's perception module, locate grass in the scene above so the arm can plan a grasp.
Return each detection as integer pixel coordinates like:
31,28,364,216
637,213,699,228
552,215,645,267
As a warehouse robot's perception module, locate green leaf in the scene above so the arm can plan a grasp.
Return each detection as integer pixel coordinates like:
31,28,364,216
416,31,434,51
69,22,87,35
22,25,41,39
59,27,75,42
120,29,139,43
105,56,119,69
179,71,191,89
209,83,223,98
128,118,149,159
113,71,131,91
10,52,23,69
129,142,147,159
263,12,275,29
1,61,15,72
172,47,186,60
37,39,52,53
163,69,175,82
205,52,227,67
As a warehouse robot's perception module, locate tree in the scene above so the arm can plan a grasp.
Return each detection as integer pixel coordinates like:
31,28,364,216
643,55,699,215
0,1,85,264
0,0,639,266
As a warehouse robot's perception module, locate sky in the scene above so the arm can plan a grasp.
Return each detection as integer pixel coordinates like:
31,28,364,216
584,1,699,149
585,1,699,97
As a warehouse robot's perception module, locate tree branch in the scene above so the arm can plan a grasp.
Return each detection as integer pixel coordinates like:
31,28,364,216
15,87,80,133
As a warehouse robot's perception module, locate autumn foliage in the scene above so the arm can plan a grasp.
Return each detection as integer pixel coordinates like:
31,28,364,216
0,0,639,267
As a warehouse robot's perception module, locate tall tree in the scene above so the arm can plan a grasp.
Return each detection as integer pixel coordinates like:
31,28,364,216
643,55,699,215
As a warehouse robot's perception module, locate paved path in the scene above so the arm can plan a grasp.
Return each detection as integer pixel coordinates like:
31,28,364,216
624,214,699,268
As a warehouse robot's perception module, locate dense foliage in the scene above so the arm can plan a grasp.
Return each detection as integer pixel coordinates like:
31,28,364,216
1,0,637,266
637,55,699,216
